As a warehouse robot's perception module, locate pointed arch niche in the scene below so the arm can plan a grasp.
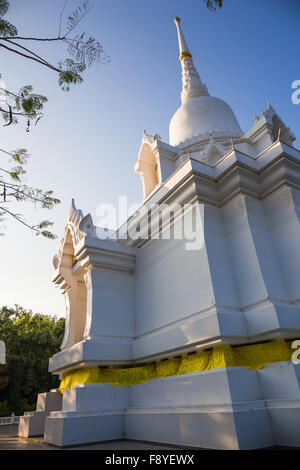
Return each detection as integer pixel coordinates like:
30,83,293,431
54,226,87,350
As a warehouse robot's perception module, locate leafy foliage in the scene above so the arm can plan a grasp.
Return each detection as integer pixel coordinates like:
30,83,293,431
66,32,106,68
0,0,108,127
0,17,17,36
0,0,9,17
0,147,60,238
0,1,17,37
0,81,48,129
15,85,47,119
204,0,223,11
0,1,107,236
65,0,91,33
0,305,65,416
58,58,85,92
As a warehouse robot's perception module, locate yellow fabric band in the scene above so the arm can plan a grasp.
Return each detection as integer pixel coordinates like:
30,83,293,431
59,340,295,393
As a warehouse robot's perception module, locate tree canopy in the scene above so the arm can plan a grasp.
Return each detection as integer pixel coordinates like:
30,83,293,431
0,147,61,238
0,305,65,416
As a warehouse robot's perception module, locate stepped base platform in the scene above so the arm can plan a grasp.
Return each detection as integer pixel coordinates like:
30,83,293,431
35,362,300,449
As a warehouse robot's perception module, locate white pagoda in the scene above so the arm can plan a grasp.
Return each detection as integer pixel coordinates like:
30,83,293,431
19,18,300,449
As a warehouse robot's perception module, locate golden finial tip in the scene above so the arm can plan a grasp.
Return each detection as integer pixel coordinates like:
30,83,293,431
174,16,180,23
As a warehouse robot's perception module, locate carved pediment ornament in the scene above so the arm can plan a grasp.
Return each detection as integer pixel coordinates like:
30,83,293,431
53,199,94,269
262,102,296,145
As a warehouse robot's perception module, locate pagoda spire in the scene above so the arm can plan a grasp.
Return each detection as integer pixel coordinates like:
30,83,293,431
174,17,209,104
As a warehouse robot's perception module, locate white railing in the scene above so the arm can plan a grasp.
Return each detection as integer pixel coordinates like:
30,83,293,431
0,416,20,425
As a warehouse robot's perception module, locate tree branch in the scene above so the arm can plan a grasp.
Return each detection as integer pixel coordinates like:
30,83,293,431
0,206,39,232
64,5,92,38
0,105,29,117
1,36,66,41
59,0,70,37
0,41,60,72
0,148,14,157
0,180,59,206
2,38,55,69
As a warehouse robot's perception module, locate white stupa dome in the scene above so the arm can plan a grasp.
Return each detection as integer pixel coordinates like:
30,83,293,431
170,17,242,148
169,95,242,147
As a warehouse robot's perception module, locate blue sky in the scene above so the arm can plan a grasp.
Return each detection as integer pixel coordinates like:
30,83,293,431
0,0,299,316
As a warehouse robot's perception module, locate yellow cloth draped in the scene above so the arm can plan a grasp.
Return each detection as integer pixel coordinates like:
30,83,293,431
59,340,294,393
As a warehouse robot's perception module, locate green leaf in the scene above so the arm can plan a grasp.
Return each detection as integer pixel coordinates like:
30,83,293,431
0,0,9,17
65,33,107,68
10,149,29,165
14,88,47,119
58,59,85,91
40,230,56,239
9,165,26,181
66,0,91,33
0,18,17,36
204,0,223,11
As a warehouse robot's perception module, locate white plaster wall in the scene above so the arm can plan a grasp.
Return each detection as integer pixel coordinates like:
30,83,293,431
134,213,214,337
84,268,135,339
264,187,300,302
258,362,300,399
204,204,240,308
222,193,300,337
244,196,289,301
159,155,176,182
222,195,269,308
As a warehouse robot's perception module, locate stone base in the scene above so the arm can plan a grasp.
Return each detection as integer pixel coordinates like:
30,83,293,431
268,400,300,447
125,406,273,450
18,411,47,437
44,411,124,447
18,389,62,438
42,363,300,449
